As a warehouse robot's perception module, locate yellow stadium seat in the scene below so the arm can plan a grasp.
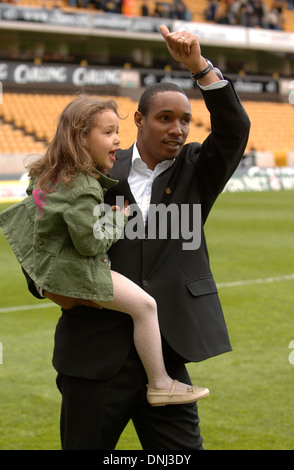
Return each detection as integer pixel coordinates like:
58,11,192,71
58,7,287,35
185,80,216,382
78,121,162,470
0,92,294,159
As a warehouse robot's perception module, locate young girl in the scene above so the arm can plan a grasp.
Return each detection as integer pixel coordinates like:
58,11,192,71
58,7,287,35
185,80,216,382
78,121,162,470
0,95,209,406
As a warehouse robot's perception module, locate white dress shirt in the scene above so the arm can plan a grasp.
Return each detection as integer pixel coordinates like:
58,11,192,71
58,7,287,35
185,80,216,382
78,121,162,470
128,144,175,223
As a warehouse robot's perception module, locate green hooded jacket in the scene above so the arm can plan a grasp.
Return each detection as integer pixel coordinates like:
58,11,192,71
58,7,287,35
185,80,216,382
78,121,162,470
0,172,127,301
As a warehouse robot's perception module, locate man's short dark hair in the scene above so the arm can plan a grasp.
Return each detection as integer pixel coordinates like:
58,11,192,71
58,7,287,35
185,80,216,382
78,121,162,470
138,83,188,116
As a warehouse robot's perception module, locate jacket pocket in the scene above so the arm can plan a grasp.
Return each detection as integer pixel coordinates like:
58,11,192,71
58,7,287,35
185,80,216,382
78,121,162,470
185,276,218,297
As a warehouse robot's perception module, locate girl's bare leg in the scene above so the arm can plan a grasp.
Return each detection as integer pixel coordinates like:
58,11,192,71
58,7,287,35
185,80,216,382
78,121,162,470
96,271,190,391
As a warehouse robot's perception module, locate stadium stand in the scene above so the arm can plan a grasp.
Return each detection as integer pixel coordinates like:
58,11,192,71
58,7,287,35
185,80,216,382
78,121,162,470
1,92,294,157
8,0,294,31
0,93,139,154
0,1,293,166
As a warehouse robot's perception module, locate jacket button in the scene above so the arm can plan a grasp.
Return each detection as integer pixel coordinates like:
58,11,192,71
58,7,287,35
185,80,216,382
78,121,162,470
39,239,44,246
102,257,108,263
142,280,149,287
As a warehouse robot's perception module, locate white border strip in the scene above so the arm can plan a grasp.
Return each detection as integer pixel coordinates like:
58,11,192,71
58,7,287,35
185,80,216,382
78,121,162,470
1,274,294,314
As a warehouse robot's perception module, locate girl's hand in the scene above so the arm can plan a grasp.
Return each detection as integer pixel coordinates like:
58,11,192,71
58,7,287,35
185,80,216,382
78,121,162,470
111,200,130,218
123,200,130,218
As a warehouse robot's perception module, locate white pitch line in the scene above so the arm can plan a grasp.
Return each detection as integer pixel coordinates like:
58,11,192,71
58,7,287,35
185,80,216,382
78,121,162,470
217,273,294,288
0,302,56,314
1,274,294,314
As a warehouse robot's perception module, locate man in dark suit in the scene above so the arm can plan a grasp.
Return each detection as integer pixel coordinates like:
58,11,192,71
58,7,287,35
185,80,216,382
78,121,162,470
25,26,250,449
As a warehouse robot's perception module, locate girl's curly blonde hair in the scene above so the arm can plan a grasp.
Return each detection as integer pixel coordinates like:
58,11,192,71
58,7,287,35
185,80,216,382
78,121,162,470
27,94,119,190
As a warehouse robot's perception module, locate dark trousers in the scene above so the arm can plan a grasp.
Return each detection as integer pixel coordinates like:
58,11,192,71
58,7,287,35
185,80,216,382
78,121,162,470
56,344,204,450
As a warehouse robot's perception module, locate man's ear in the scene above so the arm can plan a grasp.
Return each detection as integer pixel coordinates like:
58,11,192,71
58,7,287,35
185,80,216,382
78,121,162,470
134,110,144,130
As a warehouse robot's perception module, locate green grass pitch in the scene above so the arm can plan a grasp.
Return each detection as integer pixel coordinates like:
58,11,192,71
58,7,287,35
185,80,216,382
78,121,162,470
0,190,293,450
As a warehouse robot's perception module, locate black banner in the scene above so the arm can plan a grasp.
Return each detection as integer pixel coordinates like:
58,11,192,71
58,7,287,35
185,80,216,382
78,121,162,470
0,61,279,93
